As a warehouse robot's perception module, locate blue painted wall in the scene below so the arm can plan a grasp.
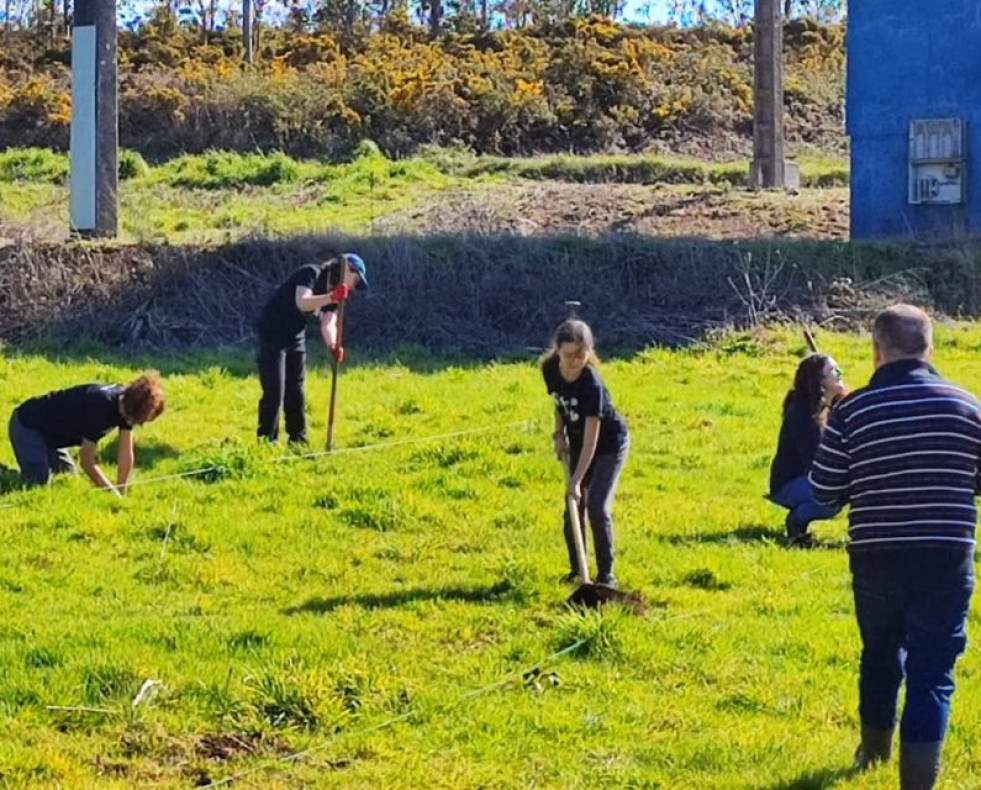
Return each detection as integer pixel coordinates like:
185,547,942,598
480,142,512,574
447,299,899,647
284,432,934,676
849,0,981,238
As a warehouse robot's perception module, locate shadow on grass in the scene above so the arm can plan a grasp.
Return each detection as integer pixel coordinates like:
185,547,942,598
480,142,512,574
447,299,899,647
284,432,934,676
101,436,182,470
659,524,783,546
283,580,519,615
658,523,848,551
0,463,26,495
763,765,857,789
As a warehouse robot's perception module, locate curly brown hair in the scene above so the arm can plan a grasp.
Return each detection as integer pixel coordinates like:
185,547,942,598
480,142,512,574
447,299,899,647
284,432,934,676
120,371,165,426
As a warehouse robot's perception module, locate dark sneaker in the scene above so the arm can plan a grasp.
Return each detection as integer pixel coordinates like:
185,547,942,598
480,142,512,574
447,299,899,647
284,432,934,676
560,571,579,584
791,532,816,548
596,575,618,588
785,512,805,539
785,513,816,548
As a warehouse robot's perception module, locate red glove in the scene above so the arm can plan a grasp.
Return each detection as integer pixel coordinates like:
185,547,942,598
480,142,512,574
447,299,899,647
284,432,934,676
331,344,345,364
329,283,352,303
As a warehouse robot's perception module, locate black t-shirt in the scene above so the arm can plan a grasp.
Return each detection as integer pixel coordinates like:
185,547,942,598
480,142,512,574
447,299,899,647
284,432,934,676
16,384,132,448
542,357,628,457
769,396,822,495
256,263,338,346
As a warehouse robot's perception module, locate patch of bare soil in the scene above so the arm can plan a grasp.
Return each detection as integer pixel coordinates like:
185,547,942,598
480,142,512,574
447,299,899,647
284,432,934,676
376,183,849,240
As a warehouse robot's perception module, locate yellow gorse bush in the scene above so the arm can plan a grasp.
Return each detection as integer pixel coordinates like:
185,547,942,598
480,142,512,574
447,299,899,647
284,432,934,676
0,18,844,158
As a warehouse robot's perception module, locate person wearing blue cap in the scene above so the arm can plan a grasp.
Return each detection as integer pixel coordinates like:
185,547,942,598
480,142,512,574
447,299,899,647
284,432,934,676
255,253,368,444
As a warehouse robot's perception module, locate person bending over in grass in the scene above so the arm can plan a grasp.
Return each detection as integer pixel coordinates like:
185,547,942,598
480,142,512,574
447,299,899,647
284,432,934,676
541,319,629,588
768,352,847,545
7,371,165,495
255,253,368,445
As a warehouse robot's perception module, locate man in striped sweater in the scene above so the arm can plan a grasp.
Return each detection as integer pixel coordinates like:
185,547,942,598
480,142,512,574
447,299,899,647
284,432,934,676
810,304,981,790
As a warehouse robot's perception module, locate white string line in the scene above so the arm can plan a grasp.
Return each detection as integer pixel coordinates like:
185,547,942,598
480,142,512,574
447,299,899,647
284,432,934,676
196,636,590,789
196,607,709,788
268,420,535,464
0,419,540,506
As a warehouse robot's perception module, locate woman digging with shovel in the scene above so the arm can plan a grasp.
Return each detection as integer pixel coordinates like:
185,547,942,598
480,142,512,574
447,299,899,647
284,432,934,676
541,319,634,607
255,253,368,445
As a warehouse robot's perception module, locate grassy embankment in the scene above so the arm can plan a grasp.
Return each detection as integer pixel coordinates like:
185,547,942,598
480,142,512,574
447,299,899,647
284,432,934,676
0,146,848,244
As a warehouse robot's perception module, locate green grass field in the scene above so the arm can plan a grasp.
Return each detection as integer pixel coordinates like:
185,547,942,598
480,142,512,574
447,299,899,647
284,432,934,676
1,326,981,788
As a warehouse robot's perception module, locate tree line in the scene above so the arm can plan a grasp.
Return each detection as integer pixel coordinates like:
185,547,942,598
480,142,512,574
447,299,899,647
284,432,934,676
2,0,843,42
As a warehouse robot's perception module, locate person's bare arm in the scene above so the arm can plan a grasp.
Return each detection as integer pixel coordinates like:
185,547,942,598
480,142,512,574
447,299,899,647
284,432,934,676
116,429,134,491
552,411,568,460
319,310,338,348
295,285,347,313
79,440,122,496
568,417,600,501
294,265,359,313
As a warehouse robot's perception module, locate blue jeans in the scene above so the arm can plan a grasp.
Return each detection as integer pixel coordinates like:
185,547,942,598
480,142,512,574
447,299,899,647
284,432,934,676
770,475,837,528
851,551,975,744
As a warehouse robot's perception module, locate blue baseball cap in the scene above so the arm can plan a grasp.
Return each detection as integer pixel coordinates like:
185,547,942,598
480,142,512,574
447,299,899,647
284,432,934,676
344,253,369,290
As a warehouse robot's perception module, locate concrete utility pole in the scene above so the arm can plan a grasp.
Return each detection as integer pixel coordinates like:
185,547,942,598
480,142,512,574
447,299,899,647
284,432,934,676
243,0,253,64
70,0,118,237
750,0,797,190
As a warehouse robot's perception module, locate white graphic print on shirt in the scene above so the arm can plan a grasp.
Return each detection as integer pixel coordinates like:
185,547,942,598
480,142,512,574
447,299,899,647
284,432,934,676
553,394,581,424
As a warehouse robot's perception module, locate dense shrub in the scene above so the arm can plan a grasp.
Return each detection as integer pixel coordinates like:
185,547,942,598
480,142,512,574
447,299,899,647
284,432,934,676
0,20,845,159
159,151,303,189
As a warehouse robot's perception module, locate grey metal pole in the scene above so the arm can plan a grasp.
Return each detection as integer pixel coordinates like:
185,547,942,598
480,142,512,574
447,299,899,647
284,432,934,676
751,0,785,190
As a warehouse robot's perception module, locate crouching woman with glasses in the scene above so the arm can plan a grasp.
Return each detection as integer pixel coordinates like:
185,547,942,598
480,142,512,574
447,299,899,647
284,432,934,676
768,353,847,545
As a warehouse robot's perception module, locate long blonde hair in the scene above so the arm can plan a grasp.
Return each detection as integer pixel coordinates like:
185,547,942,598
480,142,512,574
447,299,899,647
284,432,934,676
539,319,601,370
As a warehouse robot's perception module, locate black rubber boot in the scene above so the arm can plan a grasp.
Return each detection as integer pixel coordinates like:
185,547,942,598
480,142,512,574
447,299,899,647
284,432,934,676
900,742,942,790
854,724,894,770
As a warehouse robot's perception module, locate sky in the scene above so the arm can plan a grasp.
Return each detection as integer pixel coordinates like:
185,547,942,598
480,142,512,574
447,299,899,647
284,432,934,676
118,0,675,28
637,0,672,25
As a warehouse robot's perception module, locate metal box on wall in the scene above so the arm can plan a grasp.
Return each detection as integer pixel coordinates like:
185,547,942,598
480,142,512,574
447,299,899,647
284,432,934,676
908,118,965,205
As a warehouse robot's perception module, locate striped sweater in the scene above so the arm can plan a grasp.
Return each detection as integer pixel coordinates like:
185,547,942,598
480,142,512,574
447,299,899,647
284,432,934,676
809,358,981,555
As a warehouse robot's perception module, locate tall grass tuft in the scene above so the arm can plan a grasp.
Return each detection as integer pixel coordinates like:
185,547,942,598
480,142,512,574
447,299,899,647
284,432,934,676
118,149,151,180
0,148,68,184
554,609,626,661
246,659,349,731
82,663,140,704
178,441,262,483
161,151,303,189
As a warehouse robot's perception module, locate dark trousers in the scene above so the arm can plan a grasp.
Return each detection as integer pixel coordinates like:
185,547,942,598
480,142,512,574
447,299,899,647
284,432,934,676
8,411,76,486
563,441,628,581
256,337,307,444
851,550,974,744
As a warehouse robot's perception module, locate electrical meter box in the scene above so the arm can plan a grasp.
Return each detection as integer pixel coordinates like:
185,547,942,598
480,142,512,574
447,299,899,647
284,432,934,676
908,119,965,205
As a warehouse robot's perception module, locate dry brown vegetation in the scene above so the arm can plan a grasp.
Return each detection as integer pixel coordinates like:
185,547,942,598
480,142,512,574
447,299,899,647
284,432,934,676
376,183,849,240
4,227,980,355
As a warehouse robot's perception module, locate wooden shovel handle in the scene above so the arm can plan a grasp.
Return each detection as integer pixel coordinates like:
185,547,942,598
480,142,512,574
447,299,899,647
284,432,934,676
561,453,591,584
